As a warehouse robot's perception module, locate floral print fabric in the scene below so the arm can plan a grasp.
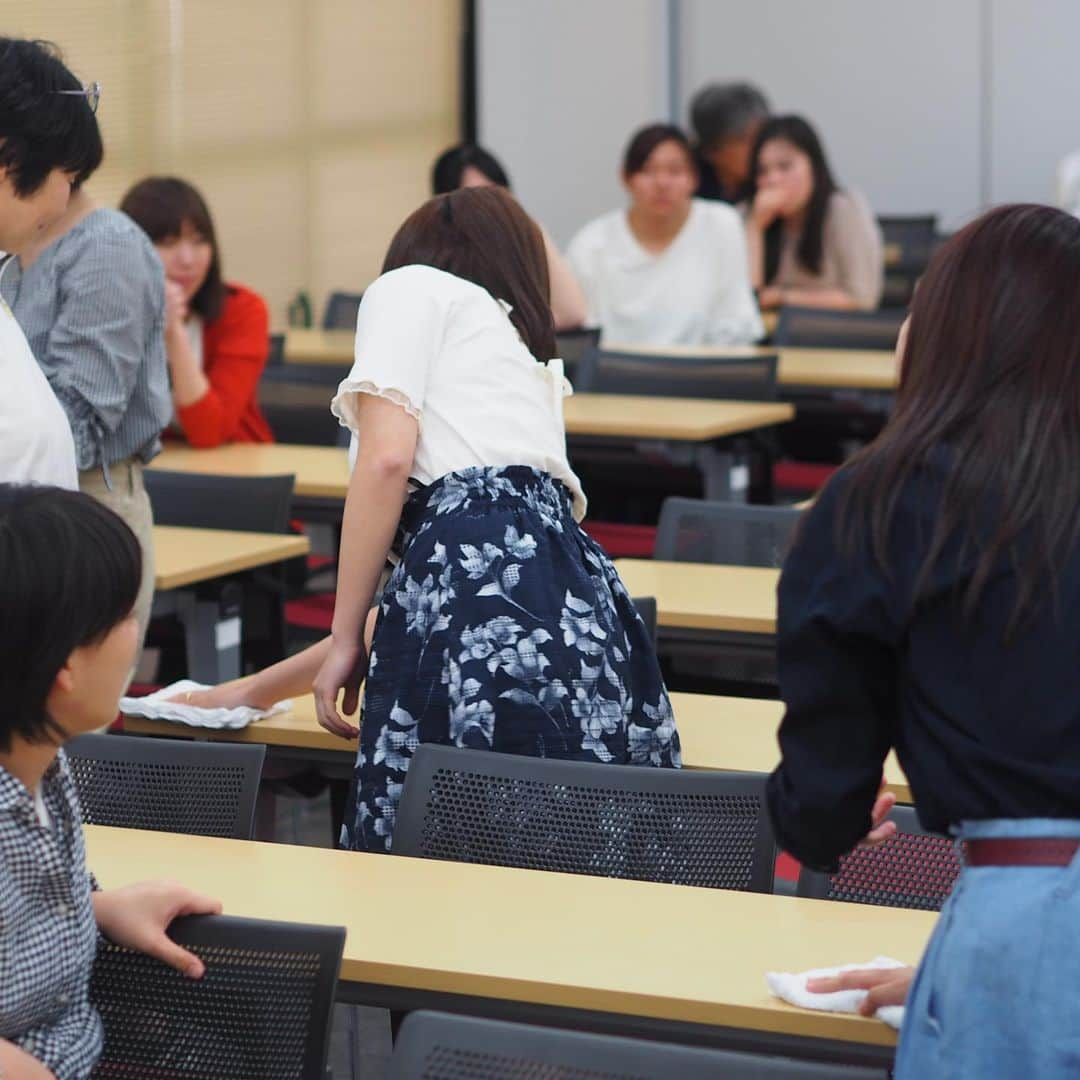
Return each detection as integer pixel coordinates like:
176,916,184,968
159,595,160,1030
344,465,680,851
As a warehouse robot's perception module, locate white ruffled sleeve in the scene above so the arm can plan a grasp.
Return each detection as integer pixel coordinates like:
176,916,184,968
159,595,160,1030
330,265,450,433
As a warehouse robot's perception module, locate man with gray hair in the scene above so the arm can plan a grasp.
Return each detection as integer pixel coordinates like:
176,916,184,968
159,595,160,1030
690,81,770,204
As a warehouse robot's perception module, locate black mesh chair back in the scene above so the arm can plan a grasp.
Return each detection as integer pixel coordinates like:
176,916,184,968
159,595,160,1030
267,332,285,366
322,289,364,330
576,347,779,401
393,745,775,891
389,1012,888,1079
91,914,344,1080
556,326,601,380
772,306,905,351
258,362,347,446
632,595,657,648
797,806,960,911
878,215,939,308
66,734,265,839
145,470,295,534
655,497,801,567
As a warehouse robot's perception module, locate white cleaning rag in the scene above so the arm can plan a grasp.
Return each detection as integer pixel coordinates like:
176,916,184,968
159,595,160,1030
765,955,906,1030
120,680,290,731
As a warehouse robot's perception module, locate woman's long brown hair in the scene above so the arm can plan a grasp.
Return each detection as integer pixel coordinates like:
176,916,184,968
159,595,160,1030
839,203,1080,632
382,185,556,361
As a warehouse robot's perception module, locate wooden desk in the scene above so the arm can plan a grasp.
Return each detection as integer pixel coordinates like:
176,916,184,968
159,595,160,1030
122,690,913,803
615,560,778,635
286,330,898,394
604,341,898,393
152,526,309,685
152,443,351,503
85,824,931,1060
564,395,793,442
285,328,352,365
154,526,309,591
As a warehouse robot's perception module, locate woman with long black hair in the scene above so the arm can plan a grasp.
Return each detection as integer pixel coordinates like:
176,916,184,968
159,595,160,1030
745,115,882,310
768,203,1080,1076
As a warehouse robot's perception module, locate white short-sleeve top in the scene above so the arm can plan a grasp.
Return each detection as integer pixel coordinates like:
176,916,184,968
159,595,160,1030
330,264,586,521
566,198,764,348
0,280,77,490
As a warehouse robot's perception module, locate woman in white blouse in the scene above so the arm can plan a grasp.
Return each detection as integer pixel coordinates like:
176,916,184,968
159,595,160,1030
184,187,680,850
567,123,763,347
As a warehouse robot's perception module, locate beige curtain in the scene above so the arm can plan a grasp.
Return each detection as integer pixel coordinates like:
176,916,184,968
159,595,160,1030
7,0,462,326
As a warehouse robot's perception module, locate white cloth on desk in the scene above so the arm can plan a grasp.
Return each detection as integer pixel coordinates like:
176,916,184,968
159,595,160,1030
566,198,763,348
119,680,290,731
331,264,587,521
765,955,906,1030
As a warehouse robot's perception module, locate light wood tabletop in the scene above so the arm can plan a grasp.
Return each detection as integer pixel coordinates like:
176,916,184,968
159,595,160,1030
152,443,351,501
284,330,898,394
564,394,794,441
122,690,914,803
615,560,778,635
603,341,898,393
153,526,310,591
85,823,931,1046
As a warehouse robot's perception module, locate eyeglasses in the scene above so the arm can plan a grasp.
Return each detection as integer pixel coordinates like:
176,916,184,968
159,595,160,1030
53,81,101,115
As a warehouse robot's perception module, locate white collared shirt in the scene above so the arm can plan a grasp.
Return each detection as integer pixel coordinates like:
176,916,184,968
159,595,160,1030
0,259,77,489
567,198,764,348
331,264,587,521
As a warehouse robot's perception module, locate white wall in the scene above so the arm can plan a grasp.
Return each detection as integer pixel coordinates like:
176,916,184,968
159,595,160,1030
988,0,1080,207
479,0,1078,242
477,0,670,247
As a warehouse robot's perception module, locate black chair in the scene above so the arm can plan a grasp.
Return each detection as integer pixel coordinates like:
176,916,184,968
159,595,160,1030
258,362,349,446
576,346,779,402
145,470,298,671
322,290,364,330
145,470,295,533
797,806,961,911
655,497,801,567
632,595,657,648
266,332,285,366
91,914,344,1079
878,214,939,308
388,1012,888,1079
772,306,906,351
555,326,601,381
393,745,775,892
67,734,265,838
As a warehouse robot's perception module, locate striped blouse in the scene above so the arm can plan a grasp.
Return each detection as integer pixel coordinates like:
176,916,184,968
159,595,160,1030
0,208,171,474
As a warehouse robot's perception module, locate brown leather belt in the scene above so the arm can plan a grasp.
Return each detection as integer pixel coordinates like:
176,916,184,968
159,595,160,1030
965,837,1080,867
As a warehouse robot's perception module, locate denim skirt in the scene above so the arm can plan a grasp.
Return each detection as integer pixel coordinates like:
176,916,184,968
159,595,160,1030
896,817,1080,1078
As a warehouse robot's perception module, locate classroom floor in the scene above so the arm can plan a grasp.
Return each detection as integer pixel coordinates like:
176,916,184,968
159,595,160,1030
274,788,391,1079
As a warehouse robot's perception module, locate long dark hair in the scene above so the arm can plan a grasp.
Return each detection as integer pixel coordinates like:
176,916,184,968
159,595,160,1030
839,203,1080,631
120,176,227,321
382,186,556,361
749,115,837,281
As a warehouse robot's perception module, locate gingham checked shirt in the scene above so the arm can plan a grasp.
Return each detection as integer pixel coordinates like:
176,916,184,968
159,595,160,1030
0,749,102,1079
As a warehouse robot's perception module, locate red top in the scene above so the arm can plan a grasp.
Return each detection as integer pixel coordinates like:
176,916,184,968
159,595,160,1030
175,283,274,446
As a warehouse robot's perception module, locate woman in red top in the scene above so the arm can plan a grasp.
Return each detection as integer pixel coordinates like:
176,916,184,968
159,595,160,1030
120,177,273,446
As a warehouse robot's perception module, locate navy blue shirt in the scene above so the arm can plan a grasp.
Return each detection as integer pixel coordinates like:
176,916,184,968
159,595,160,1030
766,455,1080,870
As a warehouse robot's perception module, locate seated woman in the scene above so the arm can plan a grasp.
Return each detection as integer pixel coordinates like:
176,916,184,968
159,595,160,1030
768,203,1080,1076
120,177,273,447
432,144,588,331
567,124,762,347
0,484,219,1077
745,115,882,311
184,187,680,852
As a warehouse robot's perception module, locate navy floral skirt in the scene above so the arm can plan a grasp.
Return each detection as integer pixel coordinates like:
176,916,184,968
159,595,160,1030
343,465,681,852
